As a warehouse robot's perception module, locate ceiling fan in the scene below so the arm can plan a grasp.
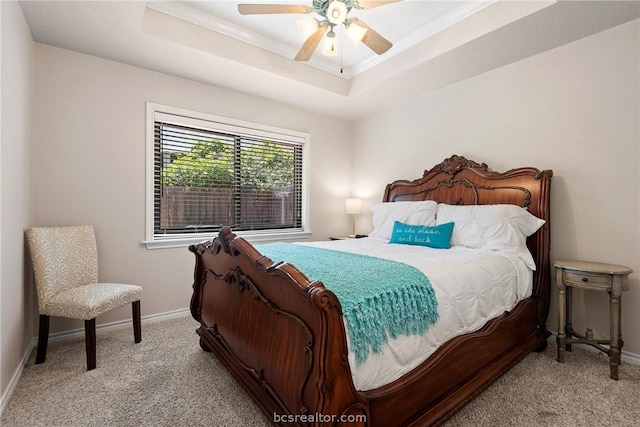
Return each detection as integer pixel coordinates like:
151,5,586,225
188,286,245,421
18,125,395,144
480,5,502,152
238,0,399,61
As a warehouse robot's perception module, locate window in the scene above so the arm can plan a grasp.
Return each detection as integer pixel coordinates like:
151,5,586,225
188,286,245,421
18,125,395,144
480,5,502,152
145,103,310,249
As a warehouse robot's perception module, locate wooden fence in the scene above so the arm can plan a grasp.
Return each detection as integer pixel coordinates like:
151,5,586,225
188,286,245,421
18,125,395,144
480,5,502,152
160,186,294,230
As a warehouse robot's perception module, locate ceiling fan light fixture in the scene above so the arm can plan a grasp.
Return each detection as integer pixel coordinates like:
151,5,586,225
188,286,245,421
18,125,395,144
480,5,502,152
297,18,318,41
326,1,348,25
236,1,395,62
346,22,368,45
321,37,339,57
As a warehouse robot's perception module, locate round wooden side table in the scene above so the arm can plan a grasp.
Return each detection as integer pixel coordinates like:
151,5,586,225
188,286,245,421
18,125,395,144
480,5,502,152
553,260,633,380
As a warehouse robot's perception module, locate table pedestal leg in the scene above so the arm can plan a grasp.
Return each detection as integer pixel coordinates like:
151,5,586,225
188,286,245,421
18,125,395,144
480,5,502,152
556,268,566,363
609,286,622,380
565,286,573,352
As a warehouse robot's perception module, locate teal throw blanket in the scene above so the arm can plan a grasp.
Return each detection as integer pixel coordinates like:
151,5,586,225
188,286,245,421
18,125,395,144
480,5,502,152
256,242,439,364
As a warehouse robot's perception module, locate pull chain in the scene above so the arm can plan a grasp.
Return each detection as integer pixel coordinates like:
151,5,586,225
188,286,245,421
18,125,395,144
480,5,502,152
340,27,344,74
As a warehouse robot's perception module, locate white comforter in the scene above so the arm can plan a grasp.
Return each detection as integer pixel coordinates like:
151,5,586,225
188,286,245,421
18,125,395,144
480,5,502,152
300,238,533,391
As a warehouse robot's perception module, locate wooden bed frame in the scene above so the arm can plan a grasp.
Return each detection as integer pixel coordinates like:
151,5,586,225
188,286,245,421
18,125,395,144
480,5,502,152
189,155,553,426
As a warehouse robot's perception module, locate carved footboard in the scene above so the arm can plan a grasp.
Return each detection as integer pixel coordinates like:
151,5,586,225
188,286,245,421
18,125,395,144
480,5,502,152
189,227,368,425
189,227,547,427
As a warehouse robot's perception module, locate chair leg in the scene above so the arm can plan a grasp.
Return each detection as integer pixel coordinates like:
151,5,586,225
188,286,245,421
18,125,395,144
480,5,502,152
132,300,142,343
35,315,50,364
85,318,96,371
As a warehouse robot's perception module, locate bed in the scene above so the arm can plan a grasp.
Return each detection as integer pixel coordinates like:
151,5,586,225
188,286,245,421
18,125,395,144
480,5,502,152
189,155,553,426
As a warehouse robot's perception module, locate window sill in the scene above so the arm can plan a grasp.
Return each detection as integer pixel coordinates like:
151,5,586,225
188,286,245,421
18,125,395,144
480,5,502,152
142,230,313,250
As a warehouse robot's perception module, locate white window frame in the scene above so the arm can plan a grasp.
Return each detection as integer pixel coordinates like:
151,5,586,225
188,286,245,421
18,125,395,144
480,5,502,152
144,103,311,249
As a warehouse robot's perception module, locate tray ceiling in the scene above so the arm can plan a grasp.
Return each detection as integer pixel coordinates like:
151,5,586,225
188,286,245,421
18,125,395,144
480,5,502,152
19,1,640,120
148,0,496,78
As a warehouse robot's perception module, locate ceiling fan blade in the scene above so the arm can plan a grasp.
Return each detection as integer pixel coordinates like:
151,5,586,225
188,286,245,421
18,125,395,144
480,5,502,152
351,18,392,55
295,23,327,61
354,0,401,10
238,4,313,15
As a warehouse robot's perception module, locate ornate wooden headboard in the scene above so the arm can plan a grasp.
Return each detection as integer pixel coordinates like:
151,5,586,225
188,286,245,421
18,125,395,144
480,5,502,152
383,155,553,321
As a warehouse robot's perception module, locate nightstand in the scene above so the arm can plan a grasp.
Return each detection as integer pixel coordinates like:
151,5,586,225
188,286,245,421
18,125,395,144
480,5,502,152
554,260,633,380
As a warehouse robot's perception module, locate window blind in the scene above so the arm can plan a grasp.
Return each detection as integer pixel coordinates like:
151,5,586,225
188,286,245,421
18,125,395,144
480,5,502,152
153,119,303,237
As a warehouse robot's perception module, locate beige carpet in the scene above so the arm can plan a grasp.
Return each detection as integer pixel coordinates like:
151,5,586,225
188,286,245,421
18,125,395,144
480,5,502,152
2,314,638,426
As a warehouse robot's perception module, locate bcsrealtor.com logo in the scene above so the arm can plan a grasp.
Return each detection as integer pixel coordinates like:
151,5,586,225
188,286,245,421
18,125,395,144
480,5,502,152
273,412,367,424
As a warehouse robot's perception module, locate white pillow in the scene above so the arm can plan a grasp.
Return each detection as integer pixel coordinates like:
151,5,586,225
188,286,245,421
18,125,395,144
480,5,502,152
369,201,438,241
436,204,545,269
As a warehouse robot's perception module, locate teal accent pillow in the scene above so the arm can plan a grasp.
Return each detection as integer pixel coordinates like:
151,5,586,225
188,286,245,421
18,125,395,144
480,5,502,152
389,221,455,249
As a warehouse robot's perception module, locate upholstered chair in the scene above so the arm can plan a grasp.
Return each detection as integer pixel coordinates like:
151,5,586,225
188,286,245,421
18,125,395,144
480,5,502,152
26,225,142,370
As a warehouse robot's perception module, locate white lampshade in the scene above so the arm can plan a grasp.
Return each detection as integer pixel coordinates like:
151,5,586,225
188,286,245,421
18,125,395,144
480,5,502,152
346,22,368,45
297,18,318,41
322,37,338,57
327,1,347,25
345,198,363,214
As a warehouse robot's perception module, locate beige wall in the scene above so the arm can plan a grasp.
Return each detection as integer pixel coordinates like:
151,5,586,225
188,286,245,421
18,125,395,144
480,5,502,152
32,44,353,334
0,0,35,406
351,20,640,355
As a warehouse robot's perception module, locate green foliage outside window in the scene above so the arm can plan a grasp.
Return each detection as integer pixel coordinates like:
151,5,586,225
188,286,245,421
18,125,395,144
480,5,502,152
162,139,233,187
161,138,294,190
240,141,294,190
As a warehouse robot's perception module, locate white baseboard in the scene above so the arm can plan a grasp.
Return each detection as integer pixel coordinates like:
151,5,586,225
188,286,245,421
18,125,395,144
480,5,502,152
0,308,191,416
624,351,640,365
0,340,35,416
43,307,191,344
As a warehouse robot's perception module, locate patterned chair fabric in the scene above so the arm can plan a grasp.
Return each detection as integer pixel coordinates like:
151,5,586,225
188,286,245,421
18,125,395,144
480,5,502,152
26,225,142,320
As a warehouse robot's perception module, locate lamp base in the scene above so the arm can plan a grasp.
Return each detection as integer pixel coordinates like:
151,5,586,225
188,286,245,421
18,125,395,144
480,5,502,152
350,214,357,239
